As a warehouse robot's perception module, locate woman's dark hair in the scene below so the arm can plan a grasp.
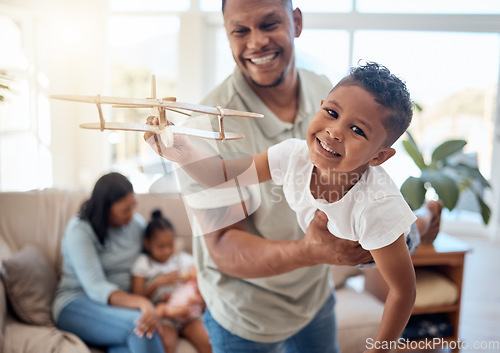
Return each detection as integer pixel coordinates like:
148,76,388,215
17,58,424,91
78,172,133,245
144,209,175,240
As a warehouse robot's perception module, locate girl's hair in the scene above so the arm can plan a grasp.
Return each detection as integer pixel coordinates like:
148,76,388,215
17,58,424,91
144,209,175,240
78,172,133,245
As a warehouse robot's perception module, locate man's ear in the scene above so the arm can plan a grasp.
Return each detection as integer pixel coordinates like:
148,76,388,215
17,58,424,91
293,8,303,38
369,147,396,166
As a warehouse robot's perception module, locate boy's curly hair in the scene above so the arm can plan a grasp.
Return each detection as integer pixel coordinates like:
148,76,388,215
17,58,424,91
335,61,413,146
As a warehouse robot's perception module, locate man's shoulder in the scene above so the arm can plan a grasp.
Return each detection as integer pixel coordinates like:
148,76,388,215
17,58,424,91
200,73,239,108
297,68,332,87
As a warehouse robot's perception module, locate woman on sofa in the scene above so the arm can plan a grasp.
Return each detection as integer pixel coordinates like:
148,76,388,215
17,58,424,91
51,172,166,353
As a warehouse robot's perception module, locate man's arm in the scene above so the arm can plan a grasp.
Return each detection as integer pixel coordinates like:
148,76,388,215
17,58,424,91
203,209,373,278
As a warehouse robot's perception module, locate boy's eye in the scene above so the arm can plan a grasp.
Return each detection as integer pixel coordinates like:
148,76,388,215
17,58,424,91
326,109,338,118
351,126,366,137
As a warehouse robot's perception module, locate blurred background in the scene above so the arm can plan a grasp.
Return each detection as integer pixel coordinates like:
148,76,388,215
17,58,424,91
0,0,499,238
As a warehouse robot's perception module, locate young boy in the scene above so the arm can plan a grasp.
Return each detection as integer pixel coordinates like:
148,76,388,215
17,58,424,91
145,62,417,352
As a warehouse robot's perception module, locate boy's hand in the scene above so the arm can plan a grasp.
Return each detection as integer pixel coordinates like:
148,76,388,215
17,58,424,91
301,210,373,266
143,116,192,164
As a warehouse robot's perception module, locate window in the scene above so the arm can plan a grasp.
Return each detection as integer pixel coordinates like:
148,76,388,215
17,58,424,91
356,0,500,14
107,15,181,192
352,30,499,183
109,0,189,12
0,14,52,191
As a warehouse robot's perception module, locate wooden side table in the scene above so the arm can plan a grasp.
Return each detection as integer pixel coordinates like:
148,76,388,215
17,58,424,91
364,232,471,351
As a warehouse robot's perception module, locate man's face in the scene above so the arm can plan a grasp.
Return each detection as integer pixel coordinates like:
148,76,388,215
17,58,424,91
223,0,302,88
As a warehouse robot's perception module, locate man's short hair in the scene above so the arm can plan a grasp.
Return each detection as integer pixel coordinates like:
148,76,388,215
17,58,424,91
222,0,293,13
334,62,413,146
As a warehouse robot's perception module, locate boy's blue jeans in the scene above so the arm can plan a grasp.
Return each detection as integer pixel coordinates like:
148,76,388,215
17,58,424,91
202,293,339,353
57,296,165,353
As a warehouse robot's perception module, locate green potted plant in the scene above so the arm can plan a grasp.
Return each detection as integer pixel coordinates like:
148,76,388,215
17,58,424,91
400,131,491,225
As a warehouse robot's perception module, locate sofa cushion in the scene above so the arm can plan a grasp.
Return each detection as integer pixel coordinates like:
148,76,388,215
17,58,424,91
3,314,90,353
414,269,459,308
336,287,383,353
0,272,5,353
0,244,57,327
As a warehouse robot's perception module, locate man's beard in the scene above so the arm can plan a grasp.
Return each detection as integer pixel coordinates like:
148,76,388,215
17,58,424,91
250,70,286,88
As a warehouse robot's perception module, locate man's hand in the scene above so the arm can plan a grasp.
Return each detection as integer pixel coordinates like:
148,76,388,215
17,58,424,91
300,210,372,266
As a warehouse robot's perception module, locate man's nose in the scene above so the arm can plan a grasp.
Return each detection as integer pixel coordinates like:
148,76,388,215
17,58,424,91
247,30,270,50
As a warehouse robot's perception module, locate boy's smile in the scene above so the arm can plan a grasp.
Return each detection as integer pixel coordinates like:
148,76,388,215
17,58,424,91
306,85,395,183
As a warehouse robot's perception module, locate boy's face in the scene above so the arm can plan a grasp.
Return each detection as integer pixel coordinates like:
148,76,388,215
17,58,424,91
223,0,302,88
306,84,396,177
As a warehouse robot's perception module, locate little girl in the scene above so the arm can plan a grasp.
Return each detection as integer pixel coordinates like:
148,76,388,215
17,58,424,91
131,210,211,353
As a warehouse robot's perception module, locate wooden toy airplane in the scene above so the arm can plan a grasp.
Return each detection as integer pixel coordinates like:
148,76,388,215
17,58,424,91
51,75,263,145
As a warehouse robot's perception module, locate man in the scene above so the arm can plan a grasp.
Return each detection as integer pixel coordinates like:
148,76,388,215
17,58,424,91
167,0,441,352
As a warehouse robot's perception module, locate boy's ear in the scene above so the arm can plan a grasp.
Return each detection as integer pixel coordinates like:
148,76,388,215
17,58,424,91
369,147,396,166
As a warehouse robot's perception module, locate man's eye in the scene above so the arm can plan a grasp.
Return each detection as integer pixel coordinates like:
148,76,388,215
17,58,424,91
326,109,338,118
232,28,248,35
262,22,278,30
351,126,366,137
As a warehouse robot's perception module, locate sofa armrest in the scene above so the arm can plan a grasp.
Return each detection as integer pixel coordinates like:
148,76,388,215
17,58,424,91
0,277,5,353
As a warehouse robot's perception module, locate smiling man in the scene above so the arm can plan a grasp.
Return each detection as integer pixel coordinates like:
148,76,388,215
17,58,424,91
187,1,350,352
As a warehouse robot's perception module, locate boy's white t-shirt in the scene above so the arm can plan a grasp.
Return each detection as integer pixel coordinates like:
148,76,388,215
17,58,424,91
131,251,194,302
268,138,416,250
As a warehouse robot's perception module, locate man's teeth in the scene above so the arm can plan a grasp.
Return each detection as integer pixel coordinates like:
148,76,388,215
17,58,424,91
250,54,275,65
319,140,341,156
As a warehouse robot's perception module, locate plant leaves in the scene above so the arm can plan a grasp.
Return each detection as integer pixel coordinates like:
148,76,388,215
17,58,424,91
413,102,424,112
421,170,459,210
431,140,466,165
477,195,491,225
468,184,491,224
402,140,427,170
451,163,491,188
400,177,426,210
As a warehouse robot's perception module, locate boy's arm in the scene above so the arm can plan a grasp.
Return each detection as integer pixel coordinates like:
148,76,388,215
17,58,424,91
144,122,271,186
367,234,416,353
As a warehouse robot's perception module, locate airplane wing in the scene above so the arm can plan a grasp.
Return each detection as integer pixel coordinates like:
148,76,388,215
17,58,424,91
51,95,263,119
79,122,244,140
